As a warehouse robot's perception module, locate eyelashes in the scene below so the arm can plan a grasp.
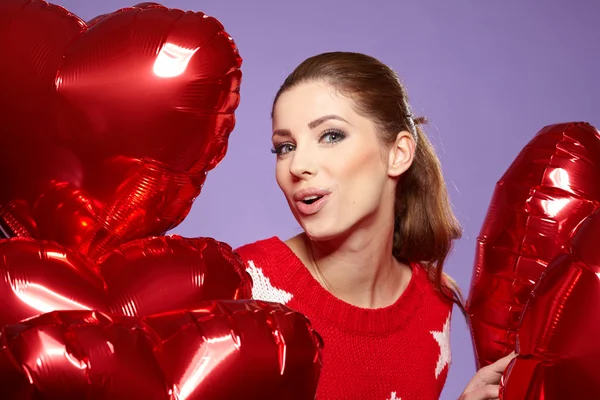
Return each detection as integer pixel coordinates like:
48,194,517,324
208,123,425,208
271,128,347,156
320,128,346,144
271,143,295,155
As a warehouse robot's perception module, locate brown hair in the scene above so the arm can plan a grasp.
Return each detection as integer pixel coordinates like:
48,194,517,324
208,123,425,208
272,52,465,313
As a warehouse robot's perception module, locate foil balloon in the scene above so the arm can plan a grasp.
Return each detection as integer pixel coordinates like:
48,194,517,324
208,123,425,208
466,122,600,367
32,182,101,249
0,303,323,399
0,235,251,327
100,236,253,317
500,208,600,399
145,301,323,399
0,0,242,259
0,311,168,400
0,200,38,239
0,238,107,328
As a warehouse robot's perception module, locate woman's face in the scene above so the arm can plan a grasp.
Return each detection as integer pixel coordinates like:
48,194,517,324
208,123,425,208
271,80,412,241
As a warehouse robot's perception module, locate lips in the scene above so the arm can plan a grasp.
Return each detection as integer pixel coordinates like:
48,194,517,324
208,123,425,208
293,188,331,216
293,188,331,202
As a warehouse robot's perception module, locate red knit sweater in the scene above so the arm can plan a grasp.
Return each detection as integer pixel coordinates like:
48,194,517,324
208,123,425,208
235,237,453,400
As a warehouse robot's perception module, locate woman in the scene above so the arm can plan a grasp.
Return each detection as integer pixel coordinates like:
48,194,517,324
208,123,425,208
235,52,512,400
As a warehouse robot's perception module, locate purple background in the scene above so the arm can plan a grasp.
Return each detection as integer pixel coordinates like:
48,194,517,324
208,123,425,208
51,0,600,398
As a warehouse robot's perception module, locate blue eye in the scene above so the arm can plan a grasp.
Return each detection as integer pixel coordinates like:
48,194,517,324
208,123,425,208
271,143,295,155
320,129,346,144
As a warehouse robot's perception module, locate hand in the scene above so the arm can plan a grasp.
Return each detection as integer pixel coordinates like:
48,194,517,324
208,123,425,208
458,352,516,400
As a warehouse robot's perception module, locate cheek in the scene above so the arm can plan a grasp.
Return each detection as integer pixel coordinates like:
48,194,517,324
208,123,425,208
340,145,385,179
274,161,289,192
335,146,387,201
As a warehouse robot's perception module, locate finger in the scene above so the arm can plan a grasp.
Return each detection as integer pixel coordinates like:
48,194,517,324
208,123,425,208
479,352,517,383
493,352,517,371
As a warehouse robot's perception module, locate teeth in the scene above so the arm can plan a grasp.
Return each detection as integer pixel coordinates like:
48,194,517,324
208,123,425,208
304,195,319,201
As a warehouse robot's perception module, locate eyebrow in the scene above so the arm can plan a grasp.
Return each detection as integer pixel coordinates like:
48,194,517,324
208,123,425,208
272,114,350,138
308,114,350,129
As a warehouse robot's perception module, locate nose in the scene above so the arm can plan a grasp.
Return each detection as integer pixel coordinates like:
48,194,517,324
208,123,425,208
289,146,317,179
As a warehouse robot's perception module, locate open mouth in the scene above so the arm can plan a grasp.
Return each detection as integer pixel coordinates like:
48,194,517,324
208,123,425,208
302,195,324,205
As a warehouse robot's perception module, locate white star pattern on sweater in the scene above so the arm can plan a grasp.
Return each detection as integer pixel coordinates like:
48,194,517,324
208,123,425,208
245,261,293,304
387,392,401,400
430,312,452,379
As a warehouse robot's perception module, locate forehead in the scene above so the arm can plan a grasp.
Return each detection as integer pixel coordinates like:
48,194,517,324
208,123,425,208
272,81,358,128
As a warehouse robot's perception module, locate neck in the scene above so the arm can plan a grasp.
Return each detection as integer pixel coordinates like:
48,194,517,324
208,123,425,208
297,223,411,309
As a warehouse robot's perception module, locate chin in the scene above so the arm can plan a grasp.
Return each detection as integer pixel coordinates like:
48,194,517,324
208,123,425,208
301,219,348,242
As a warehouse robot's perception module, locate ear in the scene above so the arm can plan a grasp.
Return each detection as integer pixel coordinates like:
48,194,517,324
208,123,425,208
388,130,415,178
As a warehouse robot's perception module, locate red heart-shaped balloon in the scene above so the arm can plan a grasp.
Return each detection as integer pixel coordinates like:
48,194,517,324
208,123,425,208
0,235,252,328
0,3,324,397
0,0,242,259
466,122,600,367
0,311,169,399
0,305,323,399
500,208,600,399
